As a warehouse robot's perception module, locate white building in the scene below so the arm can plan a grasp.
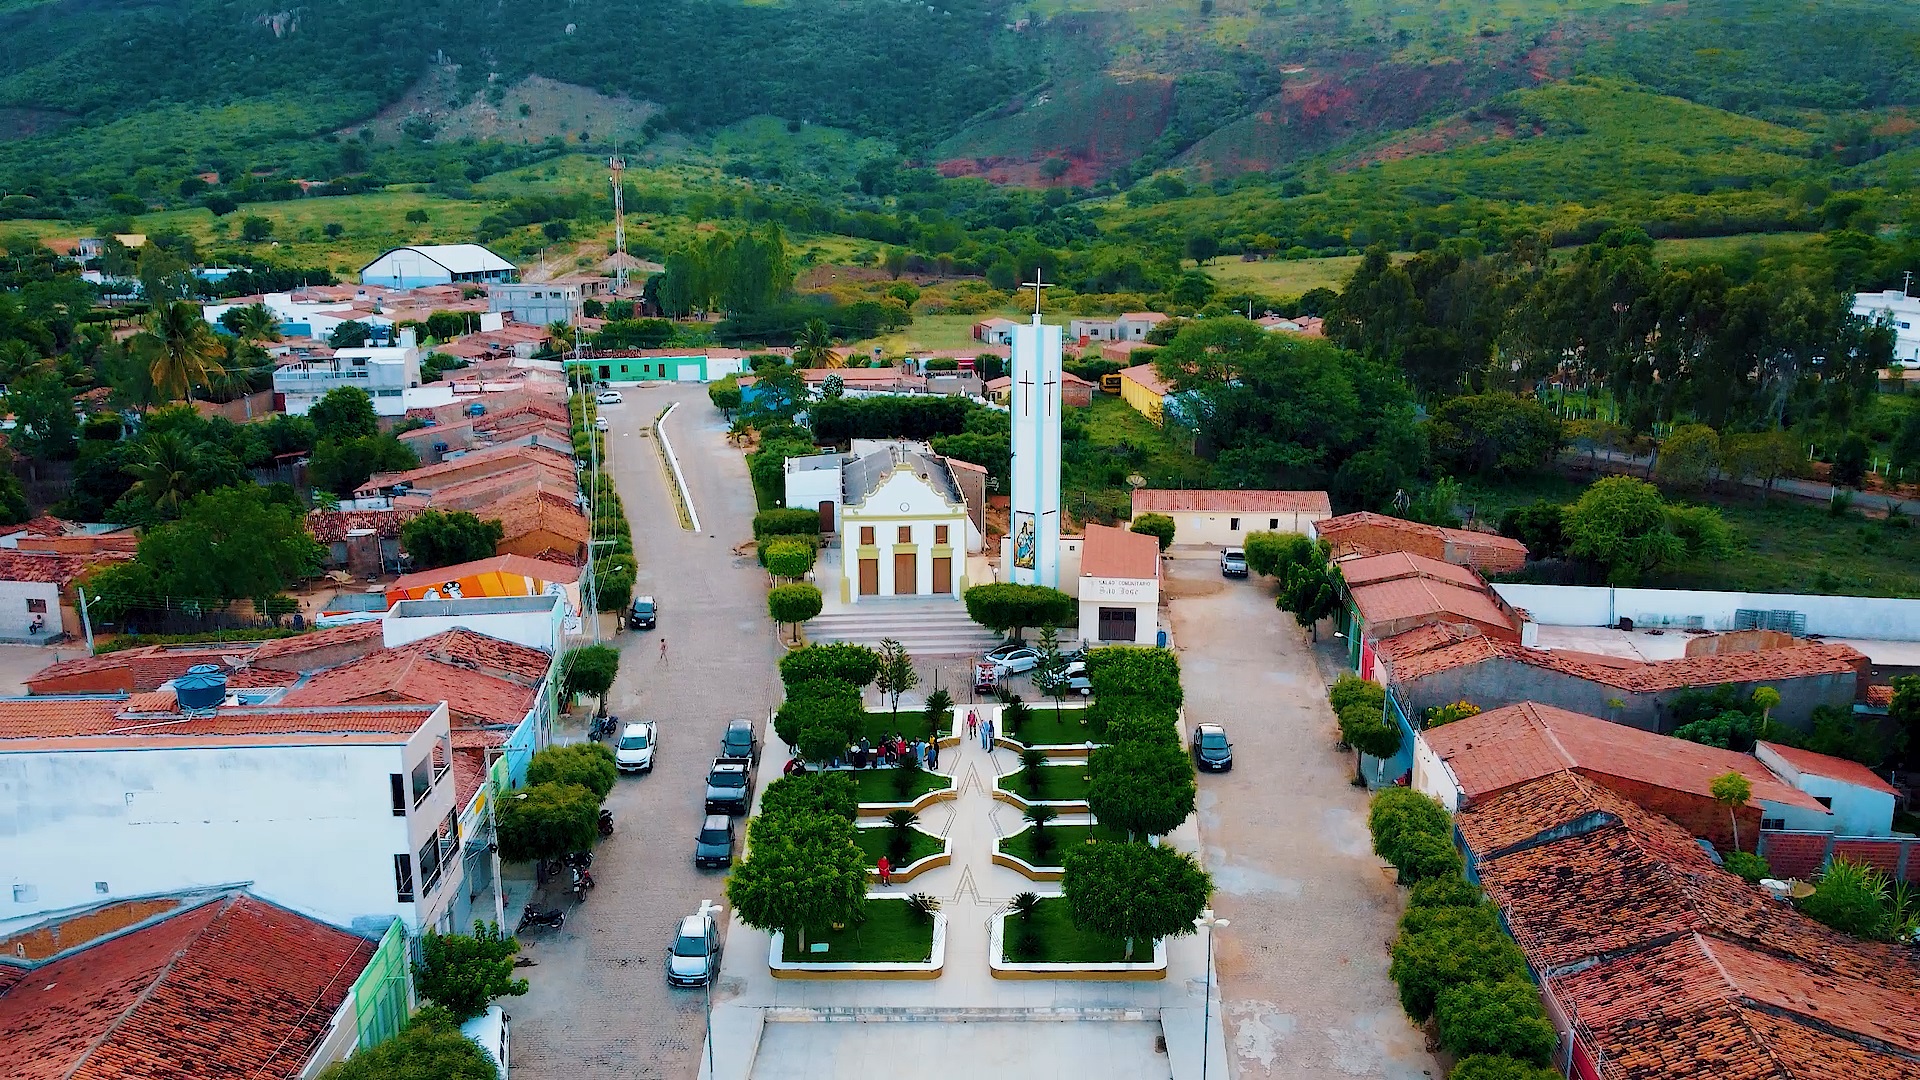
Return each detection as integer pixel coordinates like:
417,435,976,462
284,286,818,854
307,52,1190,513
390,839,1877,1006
1071,523,1161,645
1755,741,1899,836
203,291,396,344
1007,314,1063,588
275,338,423,418
360,245,517,290
489,282,581,326
1114,312,1168,341
836,447,978,603
1853,289,1920,363
382,594,568,655
783,451,846,533
0,688,465,937
1129,489,1333,548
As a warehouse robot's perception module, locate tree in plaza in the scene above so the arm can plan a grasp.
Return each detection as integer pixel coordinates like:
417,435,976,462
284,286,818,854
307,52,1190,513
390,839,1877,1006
316,1008,500,1080
131,301,226,401
875,637,918,720
760,771,858,821
774,678,864,762
1087,740,1196,840
727,810,867,950
414,923,530,1023
922,687,954,743
495,782,600,863
308,386,380,442
1338,701,1404,781
1129,513,1176,551
526,743,618,801
1061,841,1212,960
401,509,505,570
779,642,881,689
760,535,817,581
768,582,824,643
962,582,1074,640
1709,770,1753,853
561,644,620,716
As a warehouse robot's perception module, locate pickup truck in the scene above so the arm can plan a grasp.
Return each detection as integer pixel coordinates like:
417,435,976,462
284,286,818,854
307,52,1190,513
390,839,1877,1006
704,755,754,815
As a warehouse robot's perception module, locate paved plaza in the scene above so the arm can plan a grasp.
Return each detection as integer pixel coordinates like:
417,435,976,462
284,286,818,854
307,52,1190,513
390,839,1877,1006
748,1020,1175,1080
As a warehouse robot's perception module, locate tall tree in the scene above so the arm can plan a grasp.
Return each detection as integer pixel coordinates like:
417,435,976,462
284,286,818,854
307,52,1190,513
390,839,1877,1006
1061,841,1211,960
727,810,867,950
414,924,530,1023
132,301,226,402
874,637,918,720
309,386,379,442
1710,770,1752,852
402,509,505,569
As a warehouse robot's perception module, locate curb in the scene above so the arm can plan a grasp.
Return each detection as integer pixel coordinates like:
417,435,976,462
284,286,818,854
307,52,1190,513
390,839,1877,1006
653,401,700,533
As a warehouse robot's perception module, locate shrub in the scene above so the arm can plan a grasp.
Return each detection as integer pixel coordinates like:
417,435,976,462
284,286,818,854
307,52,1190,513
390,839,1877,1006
1447,1056,1564,1080
1395,832,1466,884
495,782,600,863
1084,646,1183,706
1407,875,1485,911
1389,920,1531,1021
885,808,919,863
1002,697,1031,738
774,678,865,763
779,643,881,689
924,687,954,739
760,771,857,821
1106,715,1179,747
525,743,617,801
1329,672,1385,714
1020,747,1047,796
1085,695,1179,738
890,755,926,800
1721,850,1772,884
1369,789,1453,867
1129,513,1176,551
1800,857,1894,940
760,535,817,578
1088,739,1197,840
1434,981,1557,1064
753,508,821,539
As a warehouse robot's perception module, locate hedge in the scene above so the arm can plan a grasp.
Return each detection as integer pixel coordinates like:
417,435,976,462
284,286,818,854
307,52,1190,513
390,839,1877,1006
754,508,821,539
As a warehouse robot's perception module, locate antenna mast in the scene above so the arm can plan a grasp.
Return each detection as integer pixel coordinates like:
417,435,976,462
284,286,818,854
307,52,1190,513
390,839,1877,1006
609,153,628,295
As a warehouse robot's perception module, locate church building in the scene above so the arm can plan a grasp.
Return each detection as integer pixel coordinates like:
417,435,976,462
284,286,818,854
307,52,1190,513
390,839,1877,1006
784,444,983,604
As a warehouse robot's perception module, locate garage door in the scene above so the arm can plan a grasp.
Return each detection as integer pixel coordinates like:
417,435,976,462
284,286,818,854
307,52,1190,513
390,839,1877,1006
1097,606,1137,642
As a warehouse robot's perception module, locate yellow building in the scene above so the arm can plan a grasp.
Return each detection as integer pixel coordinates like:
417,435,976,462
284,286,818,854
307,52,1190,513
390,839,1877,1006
1118,362,1170,423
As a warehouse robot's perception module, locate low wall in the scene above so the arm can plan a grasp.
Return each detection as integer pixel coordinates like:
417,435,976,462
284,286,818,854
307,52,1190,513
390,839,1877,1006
1495,583,1920,641
1756,830,1919,881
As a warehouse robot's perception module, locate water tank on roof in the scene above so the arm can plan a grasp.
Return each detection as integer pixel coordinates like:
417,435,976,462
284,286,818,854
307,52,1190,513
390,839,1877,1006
174,664,228,711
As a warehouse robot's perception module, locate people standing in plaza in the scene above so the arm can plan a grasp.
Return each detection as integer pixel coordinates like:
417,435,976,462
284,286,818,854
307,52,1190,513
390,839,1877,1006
966,709,978,739
928,738,939,770
876,855,892,886
981,717,994,749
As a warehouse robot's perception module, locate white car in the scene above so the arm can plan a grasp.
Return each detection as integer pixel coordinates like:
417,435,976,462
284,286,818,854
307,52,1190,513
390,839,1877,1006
615,720,656,773
667,910,721,987
594,416,609,431
1036,660,1092,696
596,390,624,405
989,646,1043,674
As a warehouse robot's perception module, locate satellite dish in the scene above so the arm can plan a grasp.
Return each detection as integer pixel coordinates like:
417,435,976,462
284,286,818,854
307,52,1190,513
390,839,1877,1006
1126,474,1146,489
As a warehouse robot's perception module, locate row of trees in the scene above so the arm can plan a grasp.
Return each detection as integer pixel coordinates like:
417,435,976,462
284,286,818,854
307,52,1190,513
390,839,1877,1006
655,225,794,318
726,770,869,951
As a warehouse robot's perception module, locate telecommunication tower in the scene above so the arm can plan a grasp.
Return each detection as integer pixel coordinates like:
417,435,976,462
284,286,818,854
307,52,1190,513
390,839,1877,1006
609,154,628,294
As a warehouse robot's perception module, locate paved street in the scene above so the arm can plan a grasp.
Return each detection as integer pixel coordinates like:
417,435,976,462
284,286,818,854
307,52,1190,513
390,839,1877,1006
511,385,784,1080
1165,560,1439,1080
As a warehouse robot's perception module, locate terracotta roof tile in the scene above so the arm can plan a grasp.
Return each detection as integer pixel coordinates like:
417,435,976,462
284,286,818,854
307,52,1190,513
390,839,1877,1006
0,549,122,584
1118,362,1170,396
278,631,545,727
1425,701,1827,811
26,643,260,693
388,553,582,593
1374,622,1483,663
1130,489,1331,515
1388,636,1867,692
0,893,377,1080
248,621,386,662
1349,575,1514,630
1080,522,1161,580
490,488,589,552
452,746,490,809
1757,741,1900,796
1317,511,1529,557
306,507,418,543
1867,683,1894,707
1339,550,1486,590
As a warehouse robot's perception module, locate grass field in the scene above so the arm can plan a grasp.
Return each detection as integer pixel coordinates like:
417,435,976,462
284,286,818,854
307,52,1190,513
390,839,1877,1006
855,825,945,868
848,311,1014,356
1197,254,1371,296
1002,897,1130,964
996,763,1093,803
852,767,949,804
1004,706,1098,747
862,709,938,744
1467,473,1920,597
998,821,1129,866
781,897,936,963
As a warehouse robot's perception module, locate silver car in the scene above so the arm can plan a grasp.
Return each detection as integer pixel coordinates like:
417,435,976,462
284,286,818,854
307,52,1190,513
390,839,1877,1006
667,911,721,987
614,720,656,773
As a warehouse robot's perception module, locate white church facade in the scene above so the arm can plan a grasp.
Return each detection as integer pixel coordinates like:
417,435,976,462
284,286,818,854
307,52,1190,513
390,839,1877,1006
784,444,982,604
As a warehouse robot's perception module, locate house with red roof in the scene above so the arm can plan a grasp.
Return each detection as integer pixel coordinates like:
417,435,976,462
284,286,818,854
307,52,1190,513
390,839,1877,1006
1129,488,1331,547
1456,772,1920,1080
1755,740,1900,836
0,685,465,935
0,890,410,1080
1073,523,1162,645
1317,510,1529,574
1413,700,1835,850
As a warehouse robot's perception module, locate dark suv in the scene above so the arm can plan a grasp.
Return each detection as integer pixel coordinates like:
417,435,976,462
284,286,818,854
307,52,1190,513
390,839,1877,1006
629,596,657,630
720,718,758,764
695,815,735,868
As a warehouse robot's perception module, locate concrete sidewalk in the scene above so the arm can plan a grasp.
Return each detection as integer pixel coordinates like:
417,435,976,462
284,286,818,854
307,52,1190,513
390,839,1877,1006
703,702,1228,1080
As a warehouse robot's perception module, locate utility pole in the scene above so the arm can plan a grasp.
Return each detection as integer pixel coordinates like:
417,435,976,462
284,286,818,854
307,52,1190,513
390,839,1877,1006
609,153,628,295
79,590,96,656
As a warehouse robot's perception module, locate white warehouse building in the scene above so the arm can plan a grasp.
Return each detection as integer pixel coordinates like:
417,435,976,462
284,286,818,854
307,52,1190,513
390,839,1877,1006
361,244,518,289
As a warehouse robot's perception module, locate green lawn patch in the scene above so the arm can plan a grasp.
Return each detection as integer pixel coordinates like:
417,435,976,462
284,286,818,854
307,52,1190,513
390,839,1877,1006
998,822,1129,866
1005,706,1097,747
1002,897,1130,964
996,763,1092,803
862,709,938,743
852,767,949,804
855,825,945,867
781,897,936,963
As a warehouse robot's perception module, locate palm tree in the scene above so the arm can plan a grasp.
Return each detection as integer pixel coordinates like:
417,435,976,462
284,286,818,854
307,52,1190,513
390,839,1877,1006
132,302,226,402
793,318,838,369
123,432,205,519
221,302,282,343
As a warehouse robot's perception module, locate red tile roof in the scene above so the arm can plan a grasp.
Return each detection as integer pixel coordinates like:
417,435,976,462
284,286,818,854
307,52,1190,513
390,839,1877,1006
26,643,262,694
306,507,418,543
1118,362,1170,396
1339,550,1486,590
1374,622,1483,663
388,552,582,593
1423,701,1826,811
1389,636,1868,692
248,620,386,662
491,488,589,550
1348,573,1514,631
453,746,491,809
1867,683,1894,707
0,893,377,1080
1130,489,1331,515
1080,522,1161,580
0,549,122,585
279,634,541,727
1317,511,1529,558
1458,773,1920,1080
1757,741,1900,796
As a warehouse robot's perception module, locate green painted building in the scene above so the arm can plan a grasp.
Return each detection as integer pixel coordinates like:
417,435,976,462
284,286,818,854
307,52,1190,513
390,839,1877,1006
566,349,748,384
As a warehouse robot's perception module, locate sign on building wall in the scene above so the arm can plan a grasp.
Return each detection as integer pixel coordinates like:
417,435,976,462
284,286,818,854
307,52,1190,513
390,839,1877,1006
1086,577,1153,601
1012,512,1036,570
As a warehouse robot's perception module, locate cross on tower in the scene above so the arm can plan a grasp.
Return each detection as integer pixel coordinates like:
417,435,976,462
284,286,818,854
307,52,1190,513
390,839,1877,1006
1022,269,1053,316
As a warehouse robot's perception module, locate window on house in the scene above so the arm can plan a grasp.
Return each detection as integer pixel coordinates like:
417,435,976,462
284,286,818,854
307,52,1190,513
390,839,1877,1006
25,599,45,613
620,365,628,373
935,525,949,544
394,854,414,903
860,526,875,545
1816,796,1833,809
390,773,407,816
1269,518,1279,529
1229,517,1241,531
1761,817,1785,830
898,526,912,543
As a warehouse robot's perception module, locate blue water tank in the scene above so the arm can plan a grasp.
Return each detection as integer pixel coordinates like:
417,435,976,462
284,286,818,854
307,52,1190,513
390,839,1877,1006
173,664,229,711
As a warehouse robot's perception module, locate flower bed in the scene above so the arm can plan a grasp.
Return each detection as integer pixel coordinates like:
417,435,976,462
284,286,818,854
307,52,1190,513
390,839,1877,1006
995,763,1091,804
998,822,1128,867
989,897,1166,981
769,898,947,980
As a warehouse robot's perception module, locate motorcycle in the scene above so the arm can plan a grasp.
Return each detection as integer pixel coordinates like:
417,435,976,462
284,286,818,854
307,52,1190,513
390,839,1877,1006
517,904,565,932
589,714,618,741
566,852,597,891
598,808,614,837
569,866,591,901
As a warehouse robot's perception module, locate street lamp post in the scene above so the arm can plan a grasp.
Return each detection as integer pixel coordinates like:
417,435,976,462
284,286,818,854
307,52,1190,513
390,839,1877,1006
699,899,724,1079
1194,908,1229,1080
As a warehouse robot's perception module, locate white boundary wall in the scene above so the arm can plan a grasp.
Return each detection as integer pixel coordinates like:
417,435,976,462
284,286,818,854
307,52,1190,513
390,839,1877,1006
1493,583,1920,641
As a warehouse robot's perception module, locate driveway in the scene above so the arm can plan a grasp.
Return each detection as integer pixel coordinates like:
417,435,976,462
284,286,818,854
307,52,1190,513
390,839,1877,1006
1165,562,1438,1080
510,385,783,1079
